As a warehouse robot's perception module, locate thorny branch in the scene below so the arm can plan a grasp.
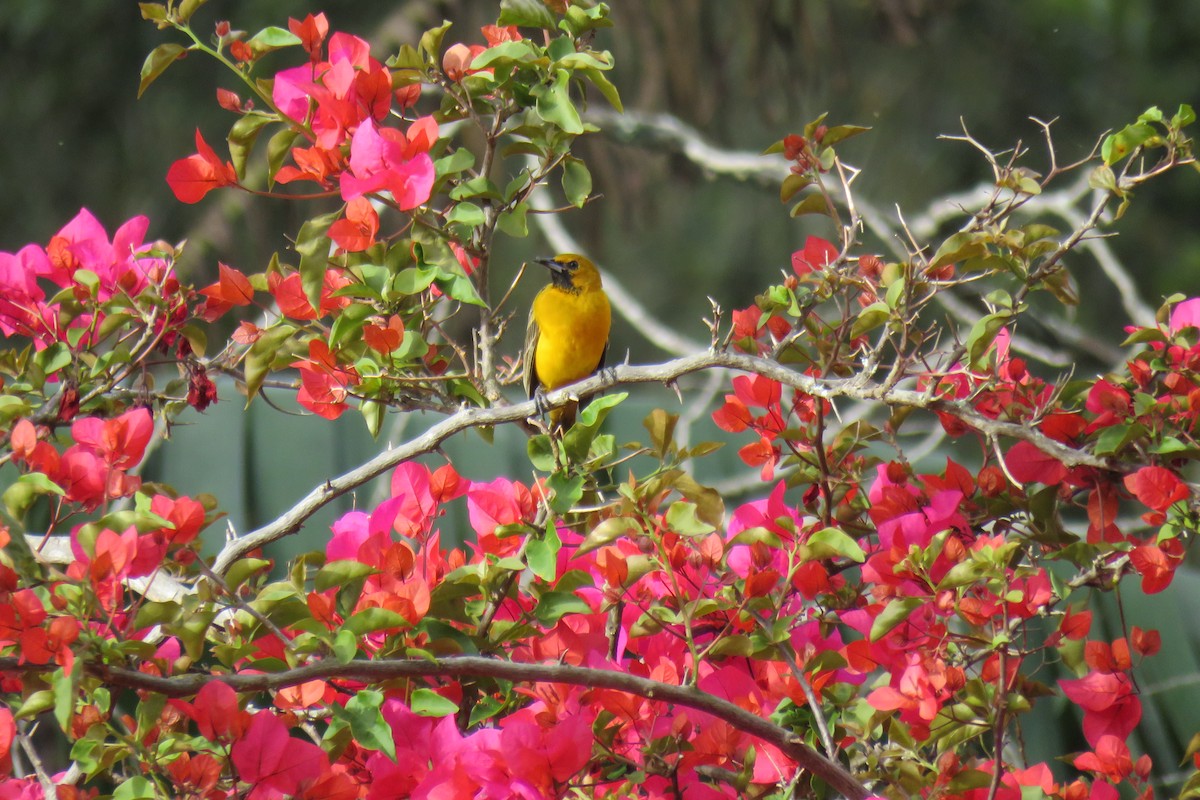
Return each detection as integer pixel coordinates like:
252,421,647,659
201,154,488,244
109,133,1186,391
587,107,1158,360
208,349,1119,575
0,655,873,799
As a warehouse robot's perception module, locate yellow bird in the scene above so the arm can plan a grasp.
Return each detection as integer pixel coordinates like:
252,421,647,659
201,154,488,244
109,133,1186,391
523,254,612,432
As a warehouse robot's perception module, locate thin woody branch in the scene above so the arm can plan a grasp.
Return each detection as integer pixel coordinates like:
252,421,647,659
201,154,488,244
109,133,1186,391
21,655,872,800
588,107,1156,354
211,349,1117,575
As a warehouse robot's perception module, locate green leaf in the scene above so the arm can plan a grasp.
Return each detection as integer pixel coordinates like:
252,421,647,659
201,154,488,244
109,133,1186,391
410,688,460,717
535,70,584,134
224,558,272,594
849,301,889,340
393,266,439,296
562,157,592,208
804,527,865,563
1172,103,1196,129
577,516,640,556
344,607,408,635
965,311,1011,369
267,128,300,185
417,20,454,63
499,0,557,29
546,472,585,516
449,176,500,202
789,193,830,217
227,113,273,180
707,635,755,658
533,591,591,626
341,690,396,760
527,434,555,472
497,203,529,238
870,597,923,641
333,629,358,664
4,472,67,518
435,148,476,177
1102,122,1156,165
177,0,208,24
665,501,716,537
132,600,181,629
1137,106,1164,124
547,37,576,62
434,271,486,307
138,43,185,99
54,662,79,732
316,560,377,593
560,3,615,35
526,524,561,582
581,67,623,113
329,301,373,347
16,690,57,721
577,391,627,427
728,526,782,548
172,607,219,661
246,26,302,57
243,324,295,402
445,202,486,228
819,124,870,147
644,408,678,458
113,777,155,800
930,232,986,269
139,3,167,22
35,342,72,375
471,39,539,69
780,173,813,203
296,211,339,311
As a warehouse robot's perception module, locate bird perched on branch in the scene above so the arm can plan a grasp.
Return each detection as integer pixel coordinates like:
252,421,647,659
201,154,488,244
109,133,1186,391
523,254,611,432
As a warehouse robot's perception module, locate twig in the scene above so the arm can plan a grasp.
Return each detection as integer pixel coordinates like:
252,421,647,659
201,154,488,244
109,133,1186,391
210,349,1120,575
58,654,874,800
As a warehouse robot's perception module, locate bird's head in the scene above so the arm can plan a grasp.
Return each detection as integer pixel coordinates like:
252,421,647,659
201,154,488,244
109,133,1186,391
534,254,602,293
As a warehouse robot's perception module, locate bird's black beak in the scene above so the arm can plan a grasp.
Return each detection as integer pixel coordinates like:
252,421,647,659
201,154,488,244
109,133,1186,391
534,257,572,289
534,257,567,274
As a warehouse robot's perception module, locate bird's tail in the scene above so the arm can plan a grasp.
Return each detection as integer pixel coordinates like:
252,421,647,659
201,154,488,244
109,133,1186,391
549,400,579,433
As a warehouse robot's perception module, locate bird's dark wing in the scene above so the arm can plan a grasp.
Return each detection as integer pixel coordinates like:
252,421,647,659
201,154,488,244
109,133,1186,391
523,311,541,398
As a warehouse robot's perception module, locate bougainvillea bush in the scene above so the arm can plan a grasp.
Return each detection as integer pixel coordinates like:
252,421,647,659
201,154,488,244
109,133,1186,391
3,1,1200,798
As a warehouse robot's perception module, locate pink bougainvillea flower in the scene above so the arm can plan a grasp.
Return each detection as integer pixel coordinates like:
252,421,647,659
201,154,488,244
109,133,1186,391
275,143,345,187
338,118,436,210
467,476,535,556
867,652,955,726
266,269,351,321
167,129,238,203
198,262,255,321
1059,670,1142,748
273,31,391,149
1129,540,1184,594
1003,441,1067,486
1123,465,1188,513
294,339,360,420
0,244,50,338
1169,296,1200,333
867,463,968,550
288,12,329,59
791,235,838,275
71,407,154,470
328,195,379,252
231,711,327,800
364,314,404,355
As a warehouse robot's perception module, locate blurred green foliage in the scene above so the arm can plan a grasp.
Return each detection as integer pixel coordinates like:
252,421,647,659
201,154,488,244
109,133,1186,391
4,1,1200,347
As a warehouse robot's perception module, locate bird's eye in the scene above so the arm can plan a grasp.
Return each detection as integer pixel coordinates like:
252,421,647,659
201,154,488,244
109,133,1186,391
566,260,579,270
